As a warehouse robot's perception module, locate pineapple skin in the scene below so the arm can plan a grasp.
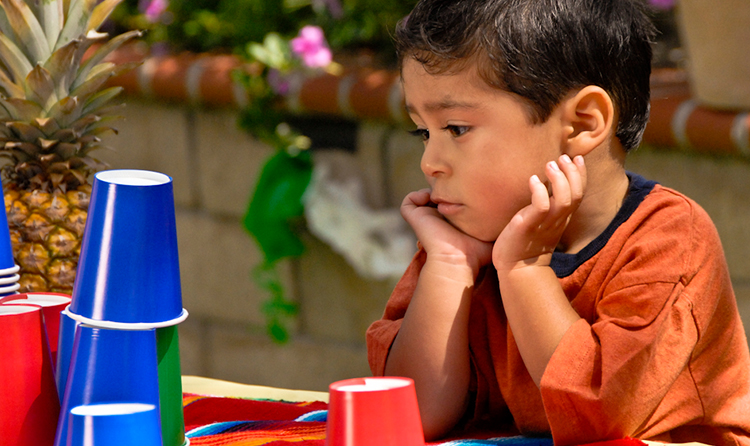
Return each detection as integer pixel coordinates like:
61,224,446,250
4,182,90,294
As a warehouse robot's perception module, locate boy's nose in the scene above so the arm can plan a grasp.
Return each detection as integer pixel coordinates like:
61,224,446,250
420,143,449,178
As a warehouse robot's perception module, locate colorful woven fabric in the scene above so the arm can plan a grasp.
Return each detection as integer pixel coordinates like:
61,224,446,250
182,393,646,446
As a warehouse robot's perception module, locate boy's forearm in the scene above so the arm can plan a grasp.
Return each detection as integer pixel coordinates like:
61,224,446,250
497,265,581,387
384,257,475,440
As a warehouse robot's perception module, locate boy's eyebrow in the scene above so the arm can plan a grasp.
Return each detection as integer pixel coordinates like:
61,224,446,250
405,98,482,113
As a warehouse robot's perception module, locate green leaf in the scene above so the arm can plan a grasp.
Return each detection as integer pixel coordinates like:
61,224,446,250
55,0,95,51
40,0,64,51
0,97,44,121
25,64,58,111
0,0,51,63
247,32,292,71
81,85,122,116
67,66,112,104
46,95,80,126
0,31,33,83
5,120,45,142
243,148,312,264
43,38,80,98
87,0,124,32
73,29,141,91
0,4,14,38
0,66,24,98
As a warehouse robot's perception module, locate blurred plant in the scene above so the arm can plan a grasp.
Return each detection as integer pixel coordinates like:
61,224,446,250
235,27,342,343
111,0,416,65
108,0,417,342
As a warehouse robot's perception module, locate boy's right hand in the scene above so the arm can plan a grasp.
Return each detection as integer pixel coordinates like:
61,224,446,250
401,188,493,276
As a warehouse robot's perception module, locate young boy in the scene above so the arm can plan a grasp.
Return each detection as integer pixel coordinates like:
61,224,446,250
366,0,750,444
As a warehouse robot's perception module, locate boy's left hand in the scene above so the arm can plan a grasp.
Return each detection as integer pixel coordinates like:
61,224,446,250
493,154,587,272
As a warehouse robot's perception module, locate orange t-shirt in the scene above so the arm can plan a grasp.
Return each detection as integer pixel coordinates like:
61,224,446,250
367,175,750,445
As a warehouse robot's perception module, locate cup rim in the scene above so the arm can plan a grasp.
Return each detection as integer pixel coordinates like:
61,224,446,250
0,264,20,276
0,282,21,295
0,273,20,285
95,169,172,186
330,376,414,393
8,293,71,306
0,304,40,315
63,306,188,330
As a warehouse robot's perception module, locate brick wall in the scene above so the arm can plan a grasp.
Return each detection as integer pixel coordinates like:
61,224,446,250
100,99,750,392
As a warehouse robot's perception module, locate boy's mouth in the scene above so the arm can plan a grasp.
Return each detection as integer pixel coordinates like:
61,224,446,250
431,197,462,216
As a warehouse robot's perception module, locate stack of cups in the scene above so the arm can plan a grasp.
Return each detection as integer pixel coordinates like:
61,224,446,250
0,182,21,296
1,292,73,374
0,304,60,446
54,170,189,446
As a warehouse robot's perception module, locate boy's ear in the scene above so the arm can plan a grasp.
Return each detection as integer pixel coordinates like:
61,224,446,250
560,85,615,157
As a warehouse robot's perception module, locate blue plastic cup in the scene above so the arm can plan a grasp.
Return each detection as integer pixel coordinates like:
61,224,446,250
54,325,161,446
69,170,184,324
55,309,80,402
0,182,17,272
62,403,162,446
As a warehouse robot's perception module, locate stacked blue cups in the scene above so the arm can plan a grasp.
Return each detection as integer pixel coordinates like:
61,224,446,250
54,170,189,446
0,182,21,296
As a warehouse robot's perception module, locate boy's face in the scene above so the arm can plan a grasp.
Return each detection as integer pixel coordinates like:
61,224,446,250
402,59,565,242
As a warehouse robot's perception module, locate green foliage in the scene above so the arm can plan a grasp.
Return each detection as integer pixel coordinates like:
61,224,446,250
111,0,417,63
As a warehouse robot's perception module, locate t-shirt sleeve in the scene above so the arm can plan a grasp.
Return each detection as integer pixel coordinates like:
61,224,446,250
539,192,727,445
366,248,426,376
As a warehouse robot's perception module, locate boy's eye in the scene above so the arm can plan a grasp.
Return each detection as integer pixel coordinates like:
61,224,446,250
408,128,429,141
444,125,469,137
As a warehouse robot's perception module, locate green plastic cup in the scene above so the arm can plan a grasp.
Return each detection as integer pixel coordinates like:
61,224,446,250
157,325,187,446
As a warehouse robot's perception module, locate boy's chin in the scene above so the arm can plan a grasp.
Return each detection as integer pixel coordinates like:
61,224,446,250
453,223,498,243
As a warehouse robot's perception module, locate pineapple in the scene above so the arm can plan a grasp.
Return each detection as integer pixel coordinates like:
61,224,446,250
0,0,140,293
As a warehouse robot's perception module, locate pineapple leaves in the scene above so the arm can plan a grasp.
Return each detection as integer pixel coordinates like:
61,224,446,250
6,120,45,141
0,66,24,98
55,0,95,51
81,86,122,116
87,0,124,33
0,31,33,83
44,38,80,99
74,29,141,91
40,0,64,51
26,64,58,111
1,97,43,121
0,0,51,63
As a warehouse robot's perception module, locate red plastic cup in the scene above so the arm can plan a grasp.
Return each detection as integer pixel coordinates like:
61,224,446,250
0,305,60,446
2,293,72,370
326,377,425,446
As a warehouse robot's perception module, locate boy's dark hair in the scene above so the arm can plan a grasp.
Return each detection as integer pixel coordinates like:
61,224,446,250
395,0,656,151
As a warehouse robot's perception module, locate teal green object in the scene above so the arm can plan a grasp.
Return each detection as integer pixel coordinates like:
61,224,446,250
157,325,186,446
243,149,313,264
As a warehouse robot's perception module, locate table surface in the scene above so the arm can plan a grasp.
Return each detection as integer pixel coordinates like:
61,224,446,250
181,375,329,402
181,376,711,446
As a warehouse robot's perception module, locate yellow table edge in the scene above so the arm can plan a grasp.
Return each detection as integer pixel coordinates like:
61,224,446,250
181,375,330,403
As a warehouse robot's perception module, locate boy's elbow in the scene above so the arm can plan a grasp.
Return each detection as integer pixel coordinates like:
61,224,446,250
422,418,454,442
419,394,469,441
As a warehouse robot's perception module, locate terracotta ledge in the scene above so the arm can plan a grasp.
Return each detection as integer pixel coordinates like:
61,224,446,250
106,46,749,158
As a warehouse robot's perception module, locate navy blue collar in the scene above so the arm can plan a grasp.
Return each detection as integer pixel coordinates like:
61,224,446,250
550,173,657,278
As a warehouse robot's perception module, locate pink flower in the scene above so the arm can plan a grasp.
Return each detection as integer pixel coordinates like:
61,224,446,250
143,0,168,22
290,26,333,68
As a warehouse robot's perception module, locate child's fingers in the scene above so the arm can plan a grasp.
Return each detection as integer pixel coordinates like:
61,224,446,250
545,159,573,214
557,154,585,204
527,174,552,224
401,188,432,208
